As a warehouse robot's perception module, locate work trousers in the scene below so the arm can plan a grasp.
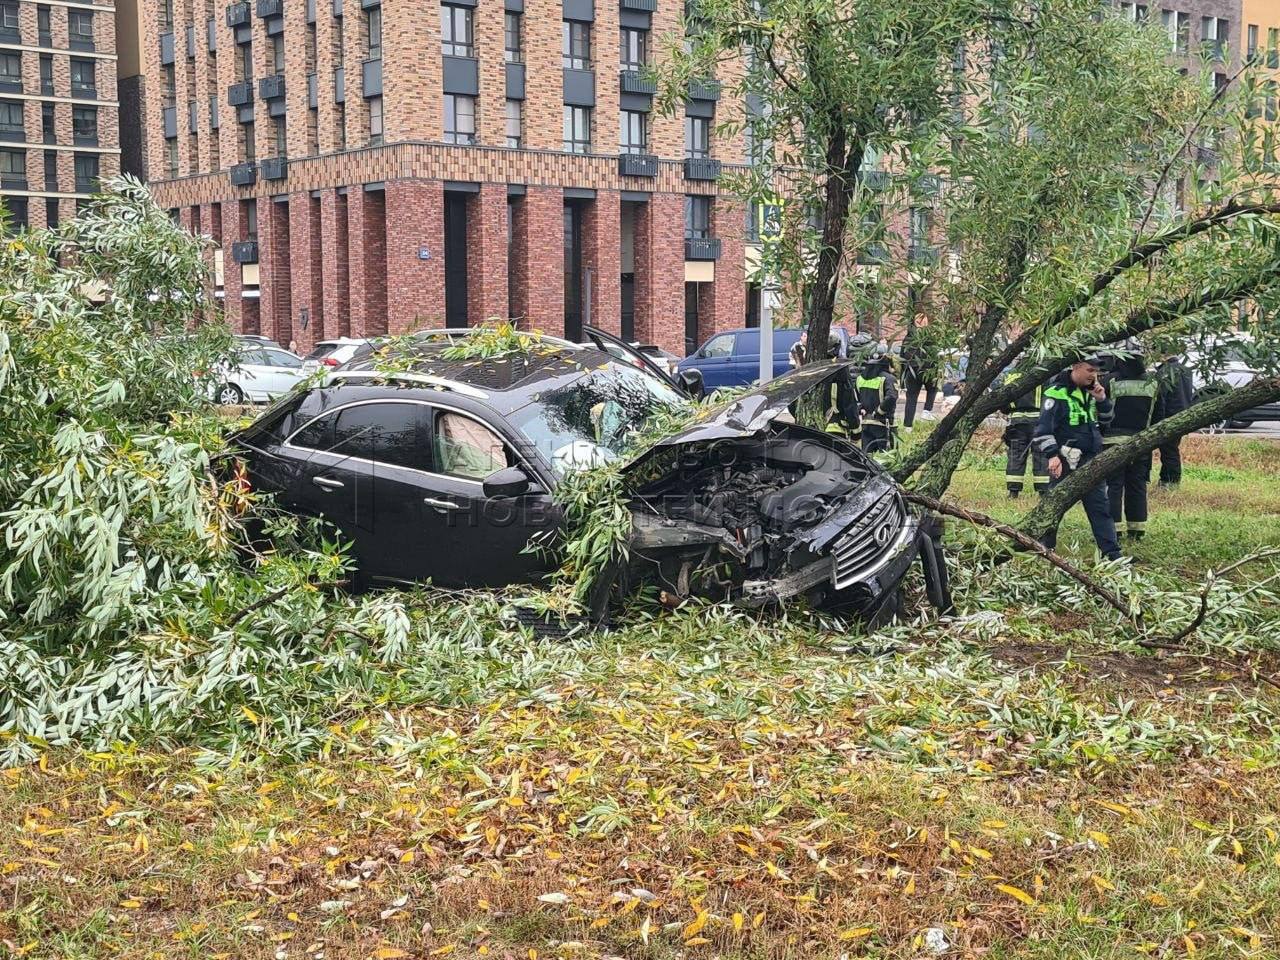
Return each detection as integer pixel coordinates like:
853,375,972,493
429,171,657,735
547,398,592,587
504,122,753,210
1155,438,1182,485
1107,450,1152,538
1004,420,1049,494
1040,458,1121,561
903,372,938,428
862,423,894,454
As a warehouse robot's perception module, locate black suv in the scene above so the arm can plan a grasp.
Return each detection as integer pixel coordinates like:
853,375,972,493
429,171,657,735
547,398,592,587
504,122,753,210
230,329,949,618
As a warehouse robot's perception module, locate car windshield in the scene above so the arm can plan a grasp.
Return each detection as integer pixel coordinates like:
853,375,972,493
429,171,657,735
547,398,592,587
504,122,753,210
509,362,687,475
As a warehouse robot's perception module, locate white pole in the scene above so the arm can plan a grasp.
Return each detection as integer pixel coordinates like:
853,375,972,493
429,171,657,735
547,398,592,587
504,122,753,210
758,283,774,384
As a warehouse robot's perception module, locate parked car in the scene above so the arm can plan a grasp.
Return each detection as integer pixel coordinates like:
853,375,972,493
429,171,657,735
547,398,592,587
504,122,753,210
235,333,286,351
678,327,858,389
213,344,308,404
301,338,372,374
1186,335,1280,430
229,328,948,620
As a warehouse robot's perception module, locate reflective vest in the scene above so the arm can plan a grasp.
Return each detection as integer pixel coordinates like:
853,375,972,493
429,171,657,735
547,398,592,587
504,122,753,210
858,374,888,425
1103,377,1157,443
1043,384,1097,426
1005,373,1042,422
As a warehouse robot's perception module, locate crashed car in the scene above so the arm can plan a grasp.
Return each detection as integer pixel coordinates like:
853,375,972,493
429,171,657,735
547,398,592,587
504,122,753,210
229,329,949,619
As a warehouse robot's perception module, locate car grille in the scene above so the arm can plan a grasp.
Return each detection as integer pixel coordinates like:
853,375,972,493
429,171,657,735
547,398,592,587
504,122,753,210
831,493,907,589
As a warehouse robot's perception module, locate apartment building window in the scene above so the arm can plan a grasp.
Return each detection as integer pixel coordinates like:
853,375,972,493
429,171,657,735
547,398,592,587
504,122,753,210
368,95,383,144
684,195,711,240
0,2,19,36
0,100,23,139
39,54,52,95
74,152,99,191
0,149,26,185
43,150,55,188
71,58,95,95
685,114,710,159
620,109,646,154
335,102,346,148
166,137,178,176
505,98,521,147
242,119,256,160
441,4,474,57
73,105,97,144
0,52,19,91
910,205,932,250
504,12,521,62
239,41,253,81
1118,2,1147,21
1162,10,1190,54
273,115,286,155
272,34,285,74
367,6,382,59
620,26,647,69
563,21,590,68
443,93,475,143
1248,24,1260,61
1201,16,1228,60
162,65,176,107
37,5,51,44
244,199,257,239
45,197,58,228
41,102,54,142
563,104,590,153
68,10,95,50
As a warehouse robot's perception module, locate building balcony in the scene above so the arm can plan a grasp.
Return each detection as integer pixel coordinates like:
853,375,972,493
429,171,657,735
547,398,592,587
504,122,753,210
618,152,657,177
908,244,939,265
228,80,254,106
69,37,95,52
619,70,655,95
0,175,28,189
257,0,283,16
685,236,721,261
160,32,175,65
226,1,251,27
259,73,285,99
620,0,656,9
687,78,720,101
231,239,259,263
71,82,97,98
229,161,257,186
260,156,287,180
0,127,24,143
0,76,21,93
683,156,720,180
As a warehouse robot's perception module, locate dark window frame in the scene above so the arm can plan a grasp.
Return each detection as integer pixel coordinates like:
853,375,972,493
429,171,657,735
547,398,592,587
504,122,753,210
504,11,521,63
444,92,476,144
441,4,474,57
562,20,590,69
620,108,646,154
684,194,711,240
563,103,590,153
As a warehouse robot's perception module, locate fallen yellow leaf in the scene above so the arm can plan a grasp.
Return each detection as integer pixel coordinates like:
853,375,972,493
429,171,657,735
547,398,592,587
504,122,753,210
838,926,874,940
996,883,1036,905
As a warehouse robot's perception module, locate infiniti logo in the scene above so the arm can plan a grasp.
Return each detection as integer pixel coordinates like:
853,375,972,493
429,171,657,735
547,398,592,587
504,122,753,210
872,524,893,547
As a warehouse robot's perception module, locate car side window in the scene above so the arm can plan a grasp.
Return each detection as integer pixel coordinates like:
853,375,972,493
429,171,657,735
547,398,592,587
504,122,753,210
239,347,268,366
435,411,509,481
331,402,431,471
290,411,336,451
701,334,735,359
265,349,303,368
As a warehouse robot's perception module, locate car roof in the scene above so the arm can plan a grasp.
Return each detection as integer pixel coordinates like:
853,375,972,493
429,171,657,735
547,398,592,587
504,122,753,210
334,335,625,414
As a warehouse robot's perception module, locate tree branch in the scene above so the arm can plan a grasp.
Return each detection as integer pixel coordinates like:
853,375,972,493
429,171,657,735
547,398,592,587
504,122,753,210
1142,549,1280,647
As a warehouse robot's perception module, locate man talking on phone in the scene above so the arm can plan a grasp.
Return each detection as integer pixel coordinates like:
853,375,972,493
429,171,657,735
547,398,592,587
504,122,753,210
1031,355,1122,562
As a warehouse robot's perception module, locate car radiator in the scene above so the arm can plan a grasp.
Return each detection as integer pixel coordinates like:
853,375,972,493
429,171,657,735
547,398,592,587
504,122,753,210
830,493,907,590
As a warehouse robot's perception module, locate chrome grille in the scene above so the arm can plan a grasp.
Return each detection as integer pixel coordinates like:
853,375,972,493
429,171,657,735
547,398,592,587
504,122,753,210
831,494,906,589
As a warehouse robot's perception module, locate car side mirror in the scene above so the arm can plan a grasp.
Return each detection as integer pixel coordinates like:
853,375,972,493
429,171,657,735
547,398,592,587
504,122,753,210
677,368,705,399
482,465,530,498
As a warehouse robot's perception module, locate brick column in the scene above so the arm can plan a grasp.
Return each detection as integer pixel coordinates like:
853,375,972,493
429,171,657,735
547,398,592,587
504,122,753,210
221,198,245,332
319,189,350,337
385,179,446,333
697,196,746,338
521,0,563,150
581,188,621,335
346,187,387,338
466,183,509,323
633,193,685,355
289,191,324,351
510,186,563,334
258,196,293,345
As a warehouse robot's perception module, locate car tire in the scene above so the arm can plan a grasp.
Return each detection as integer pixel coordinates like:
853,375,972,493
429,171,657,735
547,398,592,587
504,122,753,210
216,382,244,405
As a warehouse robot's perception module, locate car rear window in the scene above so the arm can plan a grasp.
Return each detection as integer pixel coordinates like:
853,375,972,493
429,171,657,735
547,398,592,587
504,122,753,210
305,344,339,361
331,402,432,472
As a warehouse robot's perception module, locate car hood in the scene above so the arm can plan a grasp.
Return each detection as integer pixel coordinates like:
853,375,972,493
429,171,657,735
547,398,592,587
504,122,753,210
622,361,851,473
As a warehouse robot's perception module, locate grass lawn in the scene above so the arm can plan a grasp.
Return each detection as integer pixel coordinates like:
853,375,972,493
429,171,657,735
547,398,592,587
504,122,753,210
3,433,1279,960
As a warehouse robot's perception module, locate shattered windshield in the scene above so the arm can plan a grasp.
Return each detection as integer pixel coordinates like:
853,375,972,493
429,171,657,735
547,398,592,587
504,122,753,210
509,362,686,475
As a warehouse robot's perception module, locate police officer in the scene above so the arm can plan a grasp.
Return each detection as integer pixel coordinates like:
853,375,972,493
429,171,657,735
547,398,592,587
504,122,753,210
858,346,898,454
1153,351,1195,487
1000,369,1049,499
1102,349,1158,541
1032,356,1122,562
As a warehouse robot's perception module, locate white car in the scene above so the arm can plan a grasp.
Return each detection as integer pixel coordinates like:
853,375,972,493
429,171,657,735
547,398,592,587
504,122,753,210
301,338,371,374
213,344,308,404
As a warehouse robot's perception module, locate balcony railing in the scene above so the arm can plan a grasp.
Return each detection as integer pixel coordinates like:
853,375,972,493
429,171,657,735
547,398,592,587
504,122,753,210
226,1,251,27
684,156,720,180
620,0,656,10
257,0,283,16
229,161,257,186
259,74,285,99
619,70,655,95
618,153,657,177
687,78,721,101
908,244,940,265
228,80,254,105
231,239,259,263
685,237,721,260
260,156,287,180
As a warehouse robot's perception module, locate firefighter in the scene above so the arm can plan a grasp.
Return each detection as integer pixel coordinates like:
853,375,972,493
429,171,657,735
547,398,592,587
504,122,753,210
1032,355,1122,562
858,346,898,454
819,333,861,441
1000,369,1049,498
1102,348,1158,541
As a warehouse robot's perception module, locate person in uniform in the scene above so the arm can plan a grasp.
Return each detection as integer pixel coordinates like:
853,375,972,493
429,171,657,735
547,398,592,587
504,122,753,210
1152,351,1194,487
1032,356,1122,562
1000,369,1049,498
820,332,862,442
1102,348,1158,541
857,346,898,454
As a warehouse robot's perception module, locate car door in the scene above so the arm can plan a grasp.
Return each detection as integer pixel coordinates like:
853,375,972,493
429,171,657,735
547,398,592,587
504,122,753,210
419,407,559,588
259,348,307,397
236,347,271,401
687,332,737,388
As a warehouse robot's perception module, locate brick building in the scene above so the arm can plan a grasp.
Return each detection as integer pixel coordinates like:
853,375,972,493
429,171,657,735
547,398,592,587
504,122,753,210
0,0,120,229
136,0,756,355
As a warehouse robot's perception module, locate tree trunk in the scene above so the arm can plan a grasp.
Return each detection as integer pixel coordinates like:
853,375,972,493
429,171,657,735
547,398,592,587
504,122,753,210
802,126,862,365
1017,377,1280,541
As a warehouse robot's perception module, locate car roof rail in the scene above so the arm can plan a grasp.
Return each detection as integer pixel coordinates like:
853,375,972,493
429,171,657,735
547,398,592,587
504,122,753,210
328,369,491,400
409,327,586,351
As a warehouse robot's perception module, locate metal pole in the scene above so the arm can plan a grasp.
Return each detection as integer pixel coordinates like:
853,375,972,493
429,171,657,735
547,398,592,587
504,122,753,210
758,283,774,384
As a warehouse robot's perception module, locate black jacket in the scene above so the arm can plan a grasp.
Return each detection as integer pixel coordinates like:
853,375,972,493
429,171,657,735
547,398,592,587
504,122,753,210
1154,359,1195,421
1033,372,1114,463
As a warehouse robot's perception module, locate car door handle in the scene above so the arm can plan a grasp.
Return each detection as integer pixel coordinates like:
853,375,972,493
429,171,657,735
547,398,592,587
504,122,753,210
422,496,460,512
312,476,344,490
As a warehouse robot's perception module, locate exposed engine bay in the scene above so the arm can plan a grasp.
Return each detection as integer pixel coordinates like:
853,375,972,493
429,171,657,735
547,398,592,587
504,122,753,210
622,427,925,612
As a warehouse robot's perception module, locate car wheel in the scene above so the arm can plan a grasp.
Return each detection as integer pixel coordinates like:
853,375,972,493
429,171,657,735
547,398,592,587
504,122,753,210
216,382,245,405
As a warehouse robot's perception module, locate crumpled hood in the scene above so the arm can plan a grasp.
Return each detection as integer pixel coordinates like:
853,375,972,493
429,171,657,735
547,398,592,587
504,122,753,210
622,361,852,473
